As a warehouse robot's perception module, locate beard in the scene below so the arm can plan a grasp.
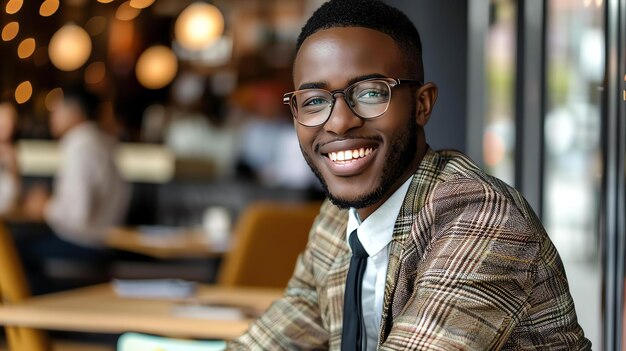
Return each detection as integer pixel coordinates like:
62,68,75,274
301,110,418,210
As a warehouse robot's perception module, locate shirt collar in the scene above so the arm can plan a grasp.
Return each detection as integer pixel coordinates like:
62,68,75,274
346,175,414,257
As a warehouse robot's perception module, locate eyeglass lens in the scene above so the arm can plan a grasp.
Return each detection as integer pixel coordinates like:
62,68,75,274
291,80,391,126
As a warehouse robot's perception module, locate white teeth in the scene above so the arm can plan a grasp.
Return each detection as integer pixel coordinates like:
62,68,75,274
327,148,374,162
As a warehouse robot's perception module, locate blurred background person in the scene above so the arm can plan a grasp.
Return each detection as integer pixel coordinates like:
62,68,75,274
23,86,130,247
20,87,130,292
0,101,20,216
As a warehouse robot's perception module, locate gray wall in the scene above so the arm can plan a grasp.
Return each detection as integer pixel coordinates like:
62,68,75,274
385,0,469,152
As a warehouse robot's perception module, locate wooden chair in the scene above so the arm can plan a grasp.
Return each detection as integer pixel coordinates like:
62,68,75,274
0,220,51,351
217,201,321,288
0,221,113,351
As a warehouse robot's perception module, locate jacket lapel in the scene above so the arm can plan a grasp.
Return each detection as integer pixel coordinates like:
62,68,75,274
378,149,443,343
321,216,350,348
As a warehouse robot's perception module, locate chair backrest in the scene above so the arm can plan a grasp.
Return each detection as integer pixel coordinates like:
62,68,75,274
217,201,321,288
117,332,226,351
0,221,51,351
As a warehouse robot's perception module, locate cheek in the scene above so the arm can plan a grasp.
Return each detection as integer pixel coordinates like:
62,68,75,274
375,102,413,143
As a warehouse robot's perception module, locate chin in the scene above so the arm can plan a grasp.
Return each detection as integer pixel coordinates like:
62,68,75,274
324,175,385,209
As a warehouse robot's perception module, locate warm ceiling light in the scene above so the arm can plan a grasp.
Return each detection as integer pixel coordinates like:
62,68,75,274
129,0,155,9
85,16,107,36
17,37,36,59
15,81,32,104
85,61,107,85
135,45,178,89
116,1,141,21
45,88,64,111
97,0,115,3
48,24,92,71
39,0,60,17
1,22,19,41
5,0,23,14
175,2,224,51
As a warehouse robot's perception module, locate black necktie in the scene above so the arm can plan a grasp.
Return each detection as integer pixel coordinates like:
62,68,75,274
341,230,369,351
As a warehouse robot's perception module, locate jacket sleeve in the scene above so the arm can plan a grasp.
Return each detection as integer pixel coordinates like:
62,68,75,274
380,178,588,350
227,209,329,350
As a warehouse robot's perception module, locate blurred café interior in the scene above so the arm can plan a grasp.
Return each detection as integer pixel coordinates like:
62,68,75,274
0,0,625,350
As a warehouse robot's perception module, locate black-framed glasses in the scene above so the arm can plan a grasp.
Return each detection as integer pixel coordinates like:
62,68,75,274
282,77,423,127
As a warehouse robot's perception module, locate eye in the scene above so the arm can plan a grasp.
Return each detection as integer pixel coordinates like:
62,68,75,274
356,88,389,104
298,94,332,115
303,96,330,107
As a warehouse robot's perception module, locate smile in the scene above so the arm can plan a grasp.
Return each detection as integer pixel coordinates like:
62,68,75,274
327,147,374,162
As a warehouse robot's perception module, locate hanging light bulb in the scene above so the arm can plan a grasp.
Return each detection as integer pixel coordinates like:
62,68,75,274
174,2,224,51
48,24,92,71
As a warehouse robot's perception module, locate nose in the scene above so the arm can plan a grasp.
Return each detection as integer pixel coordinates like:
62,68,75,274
323,93,363,135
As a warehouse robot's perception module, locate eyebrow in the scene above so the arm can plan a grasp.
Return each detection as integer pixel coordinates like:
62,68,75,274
297,73,388,90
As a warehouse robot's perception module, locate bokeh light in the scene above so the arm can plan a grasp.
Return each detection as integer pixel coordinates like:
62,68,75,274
483,130,506,167
85,61,107,85
116,1,141,21
129,0,155,9
39,0,60,17
175,2,224,51
97,0,114,3
1,22,19,42
5,0,23,14
85,16,107,36
17,37,36,59
45,88,64,111
135,45,178,89
15,81,33,104
48,24,92,71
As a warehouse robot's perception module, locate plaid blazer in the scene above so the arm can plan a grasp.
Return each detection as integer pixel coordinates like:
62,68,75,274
229,149,591,350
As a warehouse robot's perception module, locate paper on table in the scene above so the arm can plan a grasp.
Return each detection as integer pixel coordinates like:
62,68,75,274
118,332,226,351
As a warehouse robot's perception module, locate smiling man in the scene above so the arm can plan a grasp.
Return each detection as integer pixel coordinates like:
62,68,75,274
229,1,590,350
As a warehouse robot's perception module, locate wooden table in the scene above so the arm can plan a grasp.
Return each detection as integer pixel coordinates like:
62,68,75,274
106,227,227,259
0,284,282,340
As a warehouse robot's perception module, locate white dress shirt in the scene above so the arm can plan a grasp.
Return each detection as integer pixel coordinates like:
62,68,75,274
346,176,413,350
45,122,130,247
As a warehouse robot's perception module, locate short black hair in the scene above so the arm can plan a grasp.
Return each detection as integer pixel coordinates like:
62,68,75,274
296,0,424,80
62,86,100,120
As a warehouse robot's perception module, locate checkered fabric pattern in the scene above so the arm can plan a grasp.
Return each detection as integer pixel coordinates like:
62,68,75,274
229,149,591,350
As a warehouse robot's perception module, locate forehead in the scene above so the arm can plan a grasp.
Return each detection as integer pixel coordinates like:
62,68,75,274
293,27,406,89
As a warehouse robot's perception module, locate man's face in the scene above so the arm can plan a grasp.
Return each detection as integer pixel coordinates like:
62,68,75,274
293,27,420,211
50,99,83,138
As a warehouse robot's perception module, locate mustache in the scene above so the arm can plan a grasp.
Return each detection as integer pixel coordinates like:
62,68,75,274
314,135,383,153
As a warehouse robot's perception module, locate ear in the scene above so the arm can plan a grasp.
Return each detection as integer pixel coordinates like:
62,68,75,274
414,82,438,127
